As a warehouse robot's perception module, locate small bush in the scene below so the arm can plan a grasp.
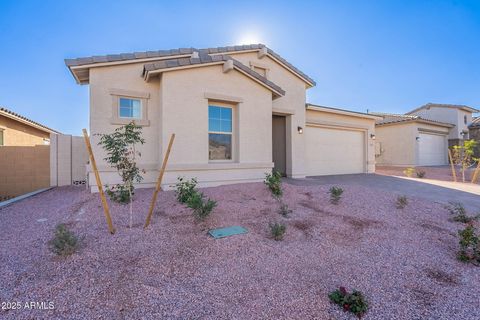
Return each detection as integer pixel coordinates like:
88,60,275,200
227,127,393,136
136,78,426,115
446,202,479,223
49,224,79,256
329,287,368,318
187,192,217,221
457,223,480,264
175,177,198,204
269,222,286,241
403,167,415,177
396,195,408,209
416,170,426,178
264,171,283,198
105,184,133,203
329,186,343,205
278,201,292,217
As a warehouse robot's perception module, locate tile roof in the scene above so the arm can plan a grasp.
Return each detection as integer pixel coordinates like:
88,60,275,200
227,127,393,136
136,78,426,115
371,112,455,127
406,103,479,114
142,54,285,96
65,44,315,86
469,117,480,128
0,107,60,133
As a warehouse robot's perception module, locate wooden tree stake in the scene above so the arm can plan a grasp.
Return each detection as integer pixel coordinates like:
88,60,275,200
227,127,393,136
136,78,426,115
472,160,480,184
144,133,175,229
82,129,115,234
448,148,457,183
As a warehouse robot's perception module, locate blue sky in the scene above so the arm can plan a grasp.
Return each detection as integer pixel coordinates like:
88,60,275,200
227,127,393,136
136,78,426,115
0,0,479,134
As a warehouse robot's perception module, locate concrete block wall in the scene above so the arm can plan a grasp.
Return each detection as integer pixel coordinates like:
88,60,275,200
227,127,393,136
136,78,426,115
50,133,88,187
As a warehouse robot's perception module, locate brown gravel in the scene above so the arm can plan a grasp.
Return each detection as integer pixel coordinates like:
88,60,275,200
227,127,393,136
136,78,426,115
0,182,479,319
377,165,479,184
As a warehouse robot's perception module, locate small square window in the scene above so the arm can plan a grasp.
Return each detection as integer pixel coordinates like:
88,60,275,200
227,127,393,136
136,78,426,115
119,97,141,119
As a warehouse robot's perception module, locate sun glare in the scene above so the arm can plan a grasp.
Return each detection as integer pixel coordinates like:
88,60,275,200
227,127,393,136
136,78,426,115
237,33,261,45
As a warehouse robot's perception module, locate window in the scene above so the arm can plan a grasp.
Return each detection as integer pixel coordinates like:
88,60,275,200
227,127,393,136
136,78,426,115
0,130,3,146
208,105,233,160
119,97,141,119
464,115,468,125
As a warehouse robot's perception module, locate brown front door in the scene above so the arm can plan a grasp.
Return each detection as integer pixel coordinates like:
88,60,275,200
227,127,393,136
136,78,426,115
272,115,286,176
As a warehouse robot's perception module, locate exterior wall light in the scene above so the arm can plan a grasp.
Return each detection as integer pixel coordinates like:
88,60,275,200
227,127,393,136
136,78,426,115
297,126,303,134
416,136,420,141
370,134,376,139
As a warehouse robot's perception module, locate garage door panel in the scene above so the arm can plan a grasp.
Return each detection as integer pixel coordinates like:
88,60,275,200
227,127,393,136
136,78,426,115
418,133,447,166
306,126,365,176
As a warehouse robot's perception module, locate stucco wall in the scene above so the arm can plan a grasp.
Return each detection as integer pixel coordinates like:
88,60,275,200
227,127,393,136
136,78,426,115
230,52,308,178
306,109,376,173
375,123,417,166
376,122,450,166
87,62,274,191
0,114,50,146
410,107,470,139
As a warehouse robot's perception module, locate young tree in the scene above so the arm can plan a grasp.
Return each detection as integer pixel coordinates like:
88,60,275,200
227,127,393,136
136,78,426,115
98,122,145,228
451,139,478,183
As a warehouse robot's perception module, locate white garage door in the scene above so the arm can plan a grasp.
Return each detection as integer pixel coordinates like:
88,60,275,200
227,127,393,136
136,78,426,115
418,133,447,166
305,125,365,176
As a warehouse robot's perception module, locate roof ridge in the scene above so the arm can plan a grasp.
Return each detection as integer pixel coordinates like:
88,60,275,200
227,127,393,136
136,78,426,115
65,44,316,86
0,107,60,133
142,54,286,96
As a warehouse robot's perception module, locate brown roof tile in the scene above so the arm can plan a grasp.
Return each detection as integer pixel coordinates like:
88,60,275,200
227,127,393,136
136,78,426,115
0,107,60,133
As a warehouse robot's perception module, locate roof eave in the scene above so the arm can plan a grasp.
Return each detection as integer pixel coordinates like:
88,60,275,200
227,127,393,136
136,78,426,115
306,104,382,120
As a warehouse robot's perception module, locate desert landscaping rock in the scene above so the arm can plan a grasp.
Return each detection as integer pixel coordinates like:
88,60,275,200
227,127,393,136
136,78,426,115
0,183,479,319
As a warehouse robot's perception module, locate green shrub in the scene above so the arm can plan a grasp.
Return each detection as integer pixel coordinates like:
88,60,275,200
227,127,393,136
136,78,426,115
269,222,286,241
105,184,133,203
49,224,79,256
446,202,479,223
278,201,292,217
329,287,368,318
396,195,408,209
264,171,283,198
403,167,415,177
187,192,217,221
175,177,198,204
457,223,480,264
329,186,344,205
416,170,426,178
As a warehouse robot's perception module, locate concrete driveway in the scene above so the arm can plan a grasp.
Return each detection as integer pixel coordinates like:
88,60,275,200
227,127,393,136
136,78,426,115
285,174,480,211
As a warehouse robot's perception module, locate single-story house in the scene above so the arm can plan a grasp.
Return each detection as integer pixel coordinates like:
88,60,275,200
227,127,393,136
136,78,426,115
65,44,378,191
0,107,59,199
373,112,454,166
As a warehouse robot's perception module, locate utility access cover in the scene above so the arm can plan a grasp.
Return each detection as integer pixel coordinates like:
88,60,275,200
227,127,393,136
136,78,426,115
208,226,248,239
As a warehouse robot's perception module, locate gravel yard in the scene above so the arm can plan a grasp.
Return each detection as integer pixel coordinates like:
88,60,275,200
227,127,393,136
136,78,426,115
1,182,479,319
377,165,479,184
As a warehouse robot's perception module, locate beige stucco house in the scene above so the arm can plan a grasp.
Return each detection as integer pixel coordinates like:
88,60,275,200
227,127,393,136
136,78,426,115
66,44,378,191
0,107,58,199
406,103,479,147
373,112,454,166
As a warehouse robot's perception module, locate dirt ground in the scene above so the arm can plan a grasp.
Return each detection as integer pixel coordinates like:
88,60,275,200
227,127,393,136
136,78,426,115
376,165,479,184
0,182,479,319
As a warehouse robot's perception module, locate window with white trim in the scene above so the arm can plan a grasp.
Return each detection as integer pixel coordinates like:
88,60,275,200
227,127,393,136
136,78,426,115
119,97,142,119
208,105,233,160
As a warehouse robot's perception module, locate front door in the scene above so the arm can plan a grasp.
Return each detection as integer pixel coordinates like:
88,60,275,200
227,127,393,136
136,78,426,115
272,115,287,176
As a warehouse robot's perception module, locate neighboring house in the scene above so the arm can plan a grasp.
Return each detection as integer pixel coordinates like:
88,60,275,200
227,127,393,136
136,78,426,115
0,107,55,146
65,44,378,191
406,103,479,147
0,107,58,199
372,112,454,166
469,117,480,158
